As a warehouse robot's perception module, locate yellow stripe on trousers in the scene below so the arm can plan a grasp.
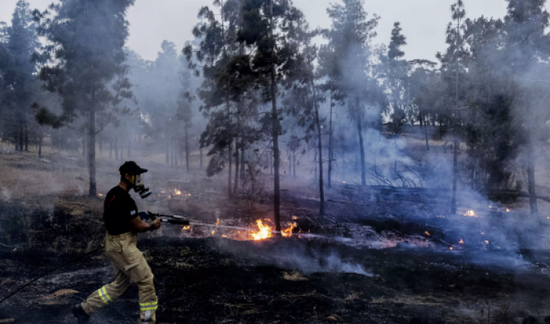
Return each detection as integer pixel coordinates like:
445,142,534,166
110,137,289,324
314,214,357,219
141,306,158,311
98,288,108,304
139,301,158,306
101,287,113,303
140,300,158,311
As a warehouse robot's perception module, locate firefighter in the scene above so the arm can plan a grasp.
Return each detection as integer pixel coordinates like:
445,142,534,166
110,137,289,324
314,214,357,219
72,161,161,324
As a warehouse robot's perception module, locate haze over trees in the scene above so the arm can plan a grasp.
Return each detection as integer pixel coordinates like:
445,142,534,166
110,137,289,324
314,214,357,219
1,0,550,223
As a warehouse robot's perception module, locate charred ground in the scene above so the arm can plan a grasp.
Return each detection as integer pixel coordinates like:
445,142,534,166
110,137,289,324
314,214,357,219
1,149,550,324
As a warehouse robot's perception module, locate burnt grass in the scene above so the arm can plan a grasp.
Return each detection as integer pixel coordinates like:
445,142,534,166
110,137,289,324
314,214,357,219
2,184,550,323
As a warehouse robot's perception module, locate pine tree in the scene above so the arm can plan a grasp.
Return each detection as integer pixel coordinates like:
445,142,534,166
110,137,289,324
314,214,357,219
1,0,39,152
324,0,383,187
437,0,467,214
282,13,326,214
502,0,550,220
234,0,309,231
177,64,194,173
34,0,134,196
383,22,410,135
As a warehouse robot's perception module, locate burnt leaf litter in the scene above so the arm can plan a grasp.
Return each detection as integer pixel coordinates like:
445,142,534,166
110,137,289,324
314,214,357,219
1,170,550,323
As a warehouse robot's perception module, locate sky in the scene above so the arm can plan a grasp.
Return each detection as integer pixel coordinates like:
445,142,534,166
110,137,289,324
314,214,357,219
0,0,514,62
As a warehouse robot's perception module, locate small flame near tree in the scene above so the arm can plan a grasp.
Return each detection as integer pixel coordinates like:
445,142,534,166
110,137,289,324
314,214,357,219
464,210,477,217
282,222,297,237
425,231,430,236
174,189,182,196
459,238,464,244
251,220,272,240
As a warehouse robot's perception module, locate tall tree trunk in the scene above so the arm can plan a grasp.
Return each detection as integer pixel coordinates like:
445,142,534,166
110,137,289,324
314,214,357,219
180,139,184,165
165,136,170,164
328,82,334,188
314,151,317,180
185,127,190,172
24,122,28,151
19,120,24,152
115,138,118,160
423,113,430,151
293,150,296,178
174,138,178,166
342,151,345,182
88,108,97,197
269,0,281,233
228,141,232,197
240,149,245,180
38,136,42,157
99,137,102,154
127,139,130,158
527,138,539,219
234,139,239,194
269,153,273,175
451,140,458,214
120,137,123,160
109,139,112,159
314,97,325,215
356,102,366,186
82,134,86,157
200,147,203,169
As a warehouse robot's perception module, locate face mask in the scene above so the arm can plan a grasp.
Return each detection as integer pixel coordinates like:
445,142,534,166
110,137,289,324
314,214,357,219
132,174,151,199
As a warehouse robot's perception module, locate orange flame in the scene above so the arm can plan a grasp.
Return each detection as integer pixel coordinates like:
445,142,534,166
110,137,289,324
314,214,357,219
98,193,103,197
485,240,489,244
506,208,510,212
425,231,430,236
181,226,190,231
251,220,272,240
459,238,464,244
464,210,477,217
173,189,182,195
282,222,297,238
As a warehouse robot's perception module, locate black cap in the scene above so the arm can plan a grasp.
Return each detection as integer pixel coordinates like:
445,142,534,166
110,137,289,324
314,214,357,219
119,161,148,175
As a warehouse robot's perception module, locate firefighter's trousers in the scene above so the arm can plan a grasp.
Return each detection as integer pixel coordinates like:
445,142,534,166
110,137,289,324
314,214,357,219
81,232,158,323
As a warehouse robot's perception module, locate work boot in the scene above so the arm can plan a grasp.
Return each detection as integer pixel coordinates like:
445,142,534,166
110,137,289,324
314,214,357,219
72,303,90,323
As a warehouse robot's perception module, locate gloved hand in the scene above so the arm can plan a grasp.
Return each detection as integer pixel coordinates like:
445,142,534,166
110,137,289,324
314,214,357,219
150,219,161,231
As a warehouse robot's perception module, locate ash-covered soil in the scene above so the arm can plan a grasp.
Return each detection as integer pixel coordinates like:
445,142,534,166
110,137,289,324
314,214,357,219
1,191,550,324
1,150,550,323
2,234,550,324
